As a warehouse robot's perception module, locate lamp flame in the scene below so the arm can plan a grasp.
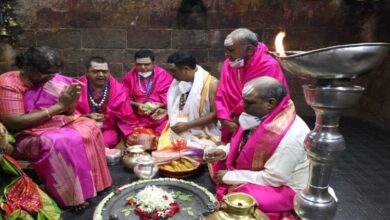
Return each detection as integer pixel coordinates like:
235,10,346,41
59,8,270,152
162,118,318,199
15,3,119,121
275,32,286,57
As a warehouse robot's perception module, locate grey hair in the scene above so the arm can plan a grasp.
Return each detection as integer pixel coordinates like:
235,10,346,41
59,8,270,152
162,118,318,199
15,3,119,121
245,76,287,105
259,83,287,105
224,28,259,47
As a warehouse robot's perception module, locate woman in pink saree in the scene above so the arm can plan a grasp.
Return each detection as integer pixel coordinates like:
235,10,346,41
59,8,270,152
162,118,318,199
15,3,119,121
0,47,112,209
75,56,138,148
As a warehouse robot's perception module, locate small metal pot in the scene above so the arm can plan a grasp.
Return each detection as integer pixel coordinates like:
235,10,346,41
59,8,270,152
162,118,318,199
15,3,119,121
122,145,148,169
133,156,158,179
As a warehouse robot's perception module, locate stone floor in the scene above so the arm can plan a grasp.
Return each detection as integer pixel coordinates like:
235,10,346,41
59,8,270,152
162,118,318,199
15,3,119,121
60,117,390,220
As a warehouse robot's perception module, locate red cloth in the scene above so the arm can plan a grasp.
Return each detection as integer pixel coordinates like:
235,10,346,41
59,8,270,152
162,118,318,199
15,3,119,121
1,155,43,216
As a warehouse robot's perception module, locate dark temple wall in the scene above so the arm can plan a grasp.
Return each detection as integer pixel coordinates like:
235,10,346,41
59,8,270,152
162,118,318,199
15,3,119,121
12,0,390,125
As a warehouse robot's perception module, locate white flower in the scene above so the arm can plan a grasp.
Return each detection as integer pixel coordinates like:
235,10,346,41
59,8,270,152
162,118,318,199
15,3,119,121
135,186,175,215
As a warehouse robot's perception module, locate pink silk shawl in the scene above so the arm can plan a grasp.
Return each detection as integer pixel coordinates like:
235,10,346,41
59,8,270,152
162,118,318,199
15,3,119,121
122,65,173,134
215,43,289,142
226,97,296,171
76,75,138,142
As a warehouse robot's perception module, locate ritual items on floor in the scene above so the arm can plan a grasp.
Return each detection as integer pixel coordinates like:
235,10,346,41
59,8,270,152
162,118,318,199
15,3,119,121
128,127,158,151
133,156,158,179
122,145,149,169
130,185,179,220
93,178,217,220
151,141,204,164
105,148,122,165
158,156,201,178
203,192,269,220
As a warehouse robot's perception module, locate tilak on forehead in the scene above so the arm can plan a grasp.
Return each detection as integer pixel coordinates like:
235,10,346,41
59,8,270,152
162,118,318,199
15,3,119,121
136,57,152,64
90,62,109,70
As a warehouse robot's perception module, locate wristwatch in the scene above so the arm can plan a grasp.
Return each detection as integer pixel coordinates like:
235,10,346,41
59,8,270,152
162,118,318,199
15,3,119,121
0,146,5,154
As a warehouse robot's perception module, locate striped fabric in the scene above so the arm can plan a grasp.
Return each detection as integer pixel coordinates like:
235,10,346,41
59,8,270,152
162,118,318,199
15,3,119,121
0,71,29,114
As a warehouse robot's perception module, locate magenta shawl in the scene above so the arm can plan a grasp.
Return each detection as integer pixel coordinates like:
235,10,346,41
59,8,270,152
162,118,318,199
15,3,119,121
122,65,173,134
76,75,138,147
22,74,77,135
226,97,296,170
212,97,297,219
215,43,289,142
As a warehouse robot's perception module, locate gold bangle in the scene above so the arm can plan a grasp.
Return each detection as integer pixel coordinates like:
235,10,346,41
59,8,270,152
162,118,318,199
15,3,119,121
45,109,51,118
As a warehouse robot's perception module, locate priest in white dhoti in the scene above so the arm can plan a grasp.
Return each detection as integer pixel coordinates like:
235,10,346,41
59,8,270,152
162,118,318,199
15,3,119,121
157,51,220,150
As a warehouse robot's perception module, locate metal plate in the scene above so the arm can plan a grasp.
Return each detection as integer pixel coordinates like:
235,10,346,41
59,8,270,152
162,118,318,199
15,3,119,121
94,178,217,220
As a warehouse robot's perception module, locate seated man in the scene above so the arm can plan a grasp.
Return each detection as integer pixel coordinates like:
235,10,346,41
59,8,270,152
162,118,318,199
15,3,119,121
206,76,310,220
158,51,220,150
0,46,112,209
75,56,138,149
0,123,61,220
123,49,173,149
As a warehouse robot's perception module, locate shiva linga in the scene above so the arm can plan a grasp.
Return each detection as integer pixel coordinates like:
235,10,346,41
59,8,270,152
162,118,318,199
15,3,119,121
270,32,390,220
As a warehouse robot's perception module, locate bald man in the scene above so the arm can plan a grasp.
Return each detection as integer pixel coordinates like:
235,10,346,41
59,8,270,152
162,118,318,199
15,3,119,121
207,76,310,219
215,28,289,143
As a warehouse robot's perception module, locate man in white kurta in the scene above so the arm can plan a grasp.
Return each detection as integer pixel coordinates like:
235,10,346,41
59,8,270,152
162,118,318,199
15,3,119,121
157,51,220,150
206,76,310,220
216,115,309,190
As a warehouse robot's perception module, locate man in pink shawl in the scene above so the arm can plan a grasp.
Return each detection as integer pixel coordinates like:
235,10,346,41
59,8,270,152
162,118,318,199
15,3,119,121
75,56,138,148
206,77,310,220
123,49,173,149
0,46,111,209
216,28,289,143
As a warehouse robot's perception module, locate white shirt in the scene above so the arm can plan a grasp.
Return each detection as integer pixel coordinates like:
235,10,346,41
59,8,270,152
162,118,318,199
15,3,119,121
220,116,310,191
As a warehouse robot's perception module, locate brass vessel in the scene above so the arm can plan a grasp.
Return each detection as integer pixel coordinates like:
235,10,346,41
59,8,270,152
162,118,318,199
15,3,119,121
122,145,149,169
203,193,269,220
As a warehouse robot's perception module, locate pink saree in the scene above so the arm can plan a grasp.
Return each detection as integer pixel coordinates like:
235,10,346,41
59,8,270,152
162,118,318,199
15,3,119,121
211,97,297,220
122,65,173,134
215,43,289,143
0,72,112,207
75,75,138,148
